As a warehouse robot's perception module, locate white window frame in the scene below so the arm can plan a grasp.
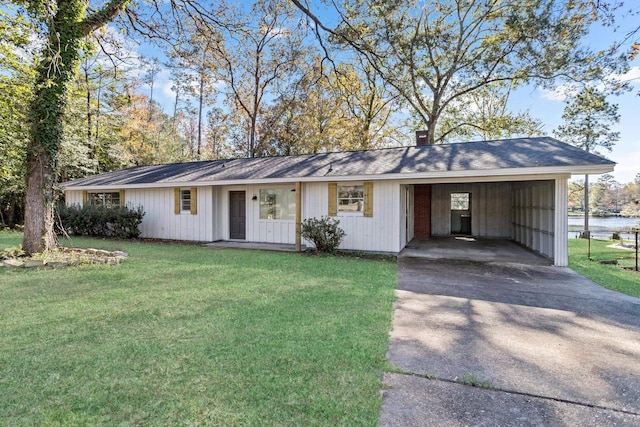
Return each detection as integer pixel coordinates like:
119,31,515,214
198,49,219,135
337,184,364,215
259,188,296,220
180,189,191,212
88,191,120,208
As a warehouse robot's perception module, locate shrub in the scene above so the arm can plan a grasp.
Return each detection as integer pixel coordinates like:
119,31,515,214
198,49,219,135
300,216,346,254
57,204,145,239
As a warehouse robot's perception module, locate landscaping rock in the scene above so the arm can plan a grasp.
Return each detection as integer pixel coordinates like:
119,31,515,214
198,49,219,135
3,259,24,268
2,247,128,270
24,259,46,268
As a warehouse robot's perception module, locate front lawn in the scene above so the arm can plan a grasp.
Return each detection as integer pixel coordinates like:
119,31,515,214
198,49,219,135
0,232,397,426
569,237,640,298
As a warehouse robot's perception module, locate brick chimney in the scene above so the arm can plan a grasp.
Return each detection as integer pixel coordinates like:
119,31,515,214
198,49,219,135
416,130,429,146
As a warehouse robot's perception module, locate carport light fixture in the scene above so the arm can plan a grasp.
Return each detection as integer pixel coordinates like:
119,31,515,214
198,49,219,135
252,194,257,201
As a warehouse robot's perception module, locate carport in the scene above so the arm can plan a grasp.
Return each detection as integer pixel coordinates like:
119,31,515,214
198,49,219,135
402,177,570,266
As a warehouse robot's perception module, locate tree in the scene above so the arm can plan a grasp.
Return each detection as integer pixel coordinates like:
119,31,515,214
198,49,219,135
115,83,184,166
15,0,248,253
568,180,585,212
212,0,305,157
0,6,34,227
261,58,360,155
291,0,624,144
554,87,619,234
18,0,128,254
168,19,221,159
434,82,544,142
333,59,402,149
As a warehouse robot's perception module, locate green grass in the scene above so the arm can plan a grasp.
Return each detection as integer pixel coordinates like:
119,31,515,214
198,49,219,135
569,237,640,298
0,232,397,426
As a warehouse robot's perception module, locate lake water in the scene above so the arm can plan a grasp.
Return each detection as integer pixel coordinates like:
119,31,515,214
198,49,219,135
568,216,639,240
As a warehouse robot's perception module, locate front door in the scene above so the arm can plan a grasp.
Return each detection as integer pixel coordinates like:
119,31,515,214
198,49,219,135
229,191,246,240
450,192,471,235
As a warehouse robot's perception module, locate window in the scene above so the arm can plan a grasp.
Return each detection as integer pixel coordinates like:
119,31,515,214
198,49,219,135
174,187,197,215
181,189,191,212
87,191,121,208
338,185,364,212
451,193,470,210
328,182,373,217
259,189,295,220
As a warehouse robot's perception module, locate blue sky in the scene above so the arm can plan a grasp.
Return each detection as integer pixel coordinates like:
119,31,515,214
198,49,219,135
138,3,639,184
507,10,640,184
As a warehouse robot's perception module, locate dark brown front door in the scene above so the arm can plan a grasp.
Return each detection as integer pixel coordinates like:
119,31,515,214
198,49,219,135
229,191,246,240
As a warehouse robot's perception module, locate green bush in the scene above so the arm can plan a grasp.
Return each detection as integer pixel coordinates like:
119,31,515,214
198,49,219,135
300,216,346,254
57,204,145,239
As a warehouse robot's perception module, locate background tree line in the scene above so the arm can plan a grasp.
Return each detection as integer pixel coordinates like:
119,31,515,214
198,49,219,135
569,174,640,217
0,0,637,252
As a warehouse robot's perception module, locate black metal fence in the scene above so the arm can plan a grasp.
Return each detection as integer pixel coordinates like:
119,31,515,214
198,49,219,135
581,230,638,272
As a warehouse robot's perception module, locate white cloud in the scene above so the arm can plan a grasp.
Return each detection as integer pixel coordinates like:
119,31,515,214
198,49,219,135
92,25,142,71
613,66,640,85
538,84,579,102
157,69,175,98
538,65,640,102
610,148,640,183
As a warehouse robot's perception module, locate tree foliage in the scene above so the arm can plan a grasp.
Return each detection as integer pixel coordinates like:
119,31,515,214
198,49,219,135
555,87,620,233
435,83,544,142
0,6,35,227
211,0,306,158
555,87,620,154
292,0,628,143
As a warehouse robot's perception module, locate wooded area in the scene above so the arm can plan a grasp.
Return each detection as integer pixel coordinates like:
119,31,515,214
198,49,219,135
0,0,637,253
569,174,640,217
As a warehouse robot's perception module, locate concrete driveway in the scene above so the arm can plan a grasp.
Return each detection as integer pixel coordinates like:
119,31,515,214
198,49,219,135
380,255,640,426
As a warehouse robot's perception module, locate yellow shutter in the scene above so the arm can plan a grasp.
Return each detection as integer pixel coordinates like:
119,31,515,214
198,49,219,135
328,182,337,216
190,187,197,215
174,188,180,214
119,189,125,207
364,181,373,217
82,191,88,207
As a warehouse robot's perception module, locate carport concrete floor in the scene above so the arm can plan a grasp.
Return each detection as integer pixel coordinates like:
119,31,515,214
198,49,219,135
380,251,640,426
401,237,552,265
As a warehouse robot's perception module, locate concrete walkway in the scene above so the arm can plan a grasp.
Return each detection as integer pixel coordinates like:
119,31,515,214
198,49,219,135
380,254,640,426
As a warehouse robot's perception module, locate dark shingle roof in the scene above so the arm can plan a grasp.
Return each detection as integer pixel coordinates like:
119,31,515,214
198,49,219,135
63,137,614,188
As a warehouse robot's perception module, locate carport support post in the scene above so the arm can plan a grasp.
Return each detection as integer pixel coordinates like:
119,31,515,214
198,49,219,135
295,182,302,252
554,177,569,267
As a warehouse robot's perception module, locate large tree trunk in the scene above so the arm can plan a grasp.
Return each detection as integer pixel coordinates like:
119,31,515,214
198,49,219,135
22,58,69,254
23,145,57,254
